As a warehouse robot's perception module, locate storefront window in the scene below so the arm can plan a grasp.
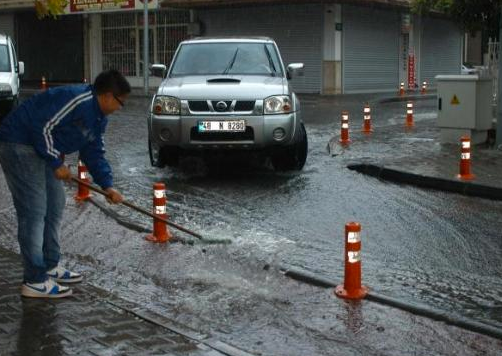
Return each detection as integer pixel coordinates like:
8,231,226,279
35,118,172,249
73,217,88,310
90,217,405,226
102,10,189,78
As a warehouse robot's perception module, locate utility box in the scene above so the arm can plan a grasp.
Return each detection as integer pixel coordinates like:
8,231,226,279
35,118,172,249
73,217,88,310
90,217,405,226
436,75,492,144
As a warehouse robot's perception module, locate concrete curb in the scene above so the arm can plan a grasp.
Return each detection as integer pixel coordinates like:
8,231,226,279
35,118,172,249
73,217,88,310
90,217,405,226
279,264,502,341
347,164,502,201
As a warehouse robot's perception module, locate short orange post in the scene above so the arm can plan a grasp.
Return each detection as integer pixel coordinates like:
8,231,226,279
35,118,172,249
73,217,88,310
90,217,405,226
74,160,91,201
146,182,173,243
405,102,414,128
399,82,405,96
362,104,372,134
335,222,368,300
339,111,351,145
41,76,47,91
457,136,475,181
420,81,427,94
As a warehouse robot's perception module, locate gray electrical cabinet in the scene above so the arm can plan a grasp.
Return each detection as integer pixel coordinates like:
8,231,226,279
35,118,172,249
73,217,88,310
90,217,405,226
436,75,492,144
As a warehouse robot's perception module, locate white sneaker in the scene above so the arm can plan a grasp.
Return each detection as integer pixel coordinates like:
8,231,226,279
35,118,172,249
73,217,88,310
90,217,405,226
47,265,83,284
21,279,72,298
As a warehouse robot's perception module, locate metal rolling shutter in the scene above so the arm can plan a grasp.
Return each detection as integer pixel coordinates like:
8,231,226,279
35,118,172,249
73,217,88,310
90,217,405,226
420,17,462,87
0,15,14,38
343,5,400,93
198,4,322,93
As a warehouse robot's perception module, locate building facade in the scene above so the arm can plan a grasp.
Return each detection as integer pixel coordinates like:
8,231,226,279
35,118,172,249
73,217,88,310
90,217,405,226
0,0,463,94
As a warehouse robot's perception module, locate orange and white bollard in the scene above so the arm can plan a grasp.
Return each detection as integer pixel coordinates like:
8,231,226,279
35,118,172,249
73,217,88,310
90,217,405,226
457,136,475,181
405,102,414,128
41,76,47,91
335,222,368,300
339,110,351,145
74,160,91,201
146,182,173,243
399,82,405,96
362,104,372,134
420,81,427,94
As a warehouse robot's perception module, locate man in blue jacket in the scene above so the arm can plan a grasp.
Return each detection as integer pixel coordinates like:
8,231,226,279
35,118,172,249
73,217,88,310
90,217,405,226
0,69,130,298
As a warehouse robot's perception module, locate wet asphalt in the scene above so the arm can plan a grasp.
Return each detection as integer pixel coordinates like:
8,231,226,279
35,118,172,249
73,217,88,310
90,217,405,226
1,93,502,355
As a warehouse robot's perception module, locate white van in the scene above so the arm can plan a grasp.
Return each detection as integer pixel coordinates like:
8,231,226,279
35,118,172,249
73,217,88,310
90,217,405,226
0,34,24,118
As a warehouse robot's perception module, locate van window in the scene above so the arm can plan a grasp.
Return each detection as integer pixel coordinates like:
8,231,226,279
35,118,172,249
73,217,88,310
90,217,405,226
0,45,10,72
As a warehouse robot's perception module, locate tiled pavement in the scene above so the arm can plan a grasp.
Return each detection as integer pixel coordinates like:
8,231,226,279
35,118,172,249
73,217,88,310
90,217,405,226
0,247,250,356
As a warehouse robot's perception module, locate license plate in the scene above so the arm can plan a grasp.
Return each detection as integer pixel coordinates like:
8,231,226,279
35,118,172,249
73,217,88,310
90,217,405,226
198,120,246,132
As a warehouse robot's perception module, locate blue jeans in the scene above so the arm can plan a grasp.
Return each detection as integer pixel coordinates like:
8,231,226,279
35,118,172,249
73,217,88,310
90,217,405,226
0,142,65,283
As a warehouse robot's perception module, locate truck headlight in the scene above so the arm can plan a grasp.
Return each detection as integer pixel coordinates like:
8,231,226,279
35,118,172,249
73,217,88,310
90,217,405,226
152,96,180,115
264,95,292,114
0,84,12,94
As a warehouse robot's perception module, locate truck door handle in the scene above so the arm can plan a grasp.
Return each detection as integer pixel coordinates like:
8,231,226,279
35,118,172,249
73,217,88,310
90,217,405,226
438,98,442,111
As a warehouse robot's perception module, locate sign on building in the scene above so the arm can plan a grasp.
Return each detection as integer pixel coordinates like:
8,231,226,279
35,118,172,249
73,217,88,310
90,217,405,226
64,0,158,14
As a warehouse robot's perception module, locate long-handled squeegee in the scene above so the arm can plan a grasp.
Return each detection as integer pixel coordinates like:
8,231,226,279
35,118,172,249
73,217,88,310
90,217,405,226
71,176,231,244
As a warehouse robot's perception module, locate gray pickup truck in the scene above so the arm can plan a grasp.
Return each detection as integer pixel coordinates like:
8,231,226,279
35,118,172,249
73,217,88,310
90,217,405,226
148,37,307,170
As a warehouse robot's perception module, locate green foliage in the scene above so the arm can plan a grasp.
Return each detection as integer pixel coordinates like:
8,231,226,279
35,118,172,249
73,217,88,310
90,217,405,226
412,0,500,38
35,0,68,18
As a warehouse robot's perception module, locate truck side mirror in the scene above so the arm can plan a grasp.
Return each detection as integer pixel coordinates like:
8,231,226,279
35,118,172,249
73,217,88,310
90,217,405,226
18,61,24,76
287,63,304,79
150,64,167,78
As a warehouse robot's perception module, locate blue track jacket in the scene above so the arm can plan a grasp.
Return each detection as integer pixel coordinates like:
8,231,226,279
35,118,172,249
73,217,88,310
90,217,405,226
0,85,113,189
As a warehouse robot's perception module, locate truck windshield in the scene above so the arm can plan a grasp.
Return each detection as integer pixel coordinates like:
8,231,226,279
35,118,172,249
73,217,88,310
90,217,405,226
170,42,283,77
0,45,10,72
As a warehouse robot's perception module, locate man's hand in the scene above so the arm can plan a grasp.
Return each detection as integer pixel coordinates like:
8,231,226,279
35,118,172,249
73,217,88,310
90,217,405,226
54,165,71,181
105,187,123,204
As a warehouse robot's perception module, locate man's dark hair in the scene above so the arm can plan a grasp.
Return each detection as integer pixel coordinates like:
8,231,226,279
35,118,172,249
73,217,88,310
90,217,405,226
93,69,131,96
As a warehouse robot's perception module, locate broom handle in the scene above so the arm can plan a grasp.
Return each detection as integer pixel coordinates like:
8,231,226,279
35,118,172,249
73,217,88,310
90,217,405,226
70,177,203,240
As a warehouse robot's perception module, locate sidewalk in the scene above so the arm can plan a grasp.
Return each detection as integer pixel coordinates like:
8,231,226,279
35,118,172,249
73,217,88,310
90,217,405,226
0,247,251,356
326,93,502,200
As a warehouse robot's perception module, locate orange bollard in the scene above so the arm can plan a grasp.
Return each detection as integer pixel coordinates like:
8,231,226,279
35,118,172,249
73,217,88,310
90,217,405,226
457,136,475,181
399,82,405,96
146,182,173,243
335,222,368,300
405,102,414,128
420,81,427,94
339,110,351,145
74,160,91,201
362,103,372,134
41,76,47,91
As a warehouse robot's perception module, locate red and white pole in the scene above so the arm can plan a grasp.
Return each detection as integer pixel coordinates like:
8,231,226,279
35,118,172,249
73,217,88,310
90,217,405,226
335,222,368,300
41,76,47,91
399,82,405,96
406,102,414,128
146,182,173,243
74,160,91,201
457,136,475,181
339,111,351,145
362,104,372,134
421,81,427,94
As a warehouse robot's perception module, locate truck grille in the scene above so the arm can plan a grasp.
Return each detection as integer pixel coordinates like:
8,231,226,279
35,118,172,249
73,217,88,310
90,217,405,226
190,126,254,141
188,100,256,112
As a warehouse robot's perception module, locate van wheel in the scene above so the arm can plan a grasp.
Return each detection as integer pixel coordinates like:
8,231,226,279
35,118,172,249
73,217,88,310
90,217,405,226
271,123,308,171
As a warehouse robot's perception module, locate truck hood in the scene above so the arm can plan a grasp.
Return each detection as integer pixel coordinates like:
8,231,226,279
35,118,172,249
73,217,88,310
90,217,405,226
156,75,287,100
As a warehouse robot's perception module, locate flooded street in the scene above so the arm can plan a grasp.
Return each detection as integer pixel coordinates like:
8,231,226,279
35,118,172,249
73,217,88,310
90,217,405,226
1,95,502,355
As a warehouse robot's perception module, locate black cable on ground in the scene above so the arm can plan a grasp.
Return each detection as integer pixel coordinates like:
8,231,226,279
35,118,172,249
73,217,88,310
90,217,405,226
279,264,502,341
87,197,231,245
